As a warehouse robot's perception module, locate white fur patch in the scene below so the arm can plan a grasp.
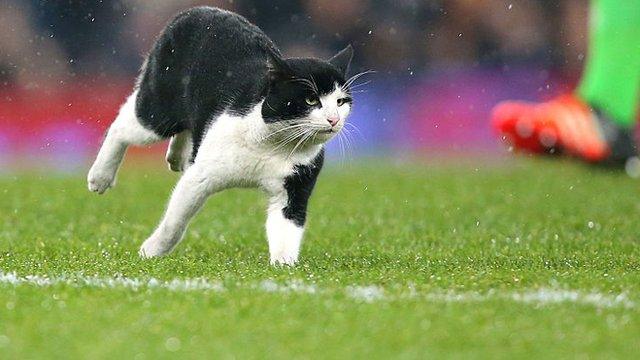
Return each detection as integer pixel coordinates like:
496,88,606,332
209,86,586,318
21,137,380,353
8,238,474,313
266,203,304,265
194,103,324,187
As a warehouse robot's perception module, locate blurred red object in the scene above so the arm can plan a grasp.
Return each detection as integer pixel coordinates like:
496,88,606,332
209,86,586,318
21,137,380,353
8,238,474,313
0,80,144,157
492,94,611,162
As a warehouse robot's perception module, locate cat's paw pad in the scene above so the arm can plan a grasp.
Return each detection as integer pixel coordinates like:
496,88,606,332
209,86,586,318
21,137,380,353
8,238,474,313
87,168,116,194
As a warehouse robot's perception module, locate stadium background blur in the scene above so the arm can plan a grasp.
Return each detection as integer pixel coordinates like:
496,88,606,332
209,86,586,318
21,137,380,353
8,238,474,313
0,0,591,170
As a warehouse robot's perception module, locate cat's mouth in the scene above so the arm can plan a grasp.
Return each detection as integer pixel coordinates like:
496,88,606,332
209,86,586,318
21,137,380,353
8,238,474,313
319,125,342,134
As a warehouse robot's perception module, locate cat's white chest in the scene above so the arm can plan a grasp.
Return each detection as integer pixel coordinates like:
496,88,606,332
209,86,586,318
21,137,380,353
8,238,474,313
195,107,322,190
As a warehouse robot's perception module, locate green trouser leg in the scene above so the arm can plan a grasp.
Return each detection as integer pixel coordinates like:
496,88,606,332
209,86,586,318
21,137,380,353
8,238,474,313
578,0,640,128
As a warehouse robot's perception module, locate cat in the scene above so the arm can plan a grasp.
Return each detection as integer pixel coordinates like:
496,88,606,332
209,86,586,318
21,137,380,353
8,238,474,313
87,6,355,265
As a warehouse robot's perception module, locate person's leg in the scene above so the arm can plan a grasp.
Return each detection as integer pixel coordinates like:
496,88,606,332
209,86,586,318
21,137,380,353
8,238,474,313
578,0,640,127
492,0,640,165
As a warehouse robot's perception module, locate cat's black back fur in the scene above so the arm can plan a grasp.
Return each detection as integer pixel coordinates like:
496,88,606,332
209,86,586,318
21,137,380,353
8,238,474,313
136,7,277,152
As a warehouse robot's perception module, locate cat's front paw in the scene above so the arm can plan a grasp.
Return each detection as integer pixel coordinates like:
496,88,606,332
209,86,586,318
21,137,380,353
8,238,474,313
138,237,172,258
87,166,116,194
267,232,302,266
269,253,298,266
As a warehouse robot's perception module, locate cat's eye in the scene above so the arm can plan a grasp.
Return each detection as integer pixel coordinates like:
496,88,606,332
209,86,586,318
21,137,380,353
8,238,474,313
337,97,352,106
305,97,319,106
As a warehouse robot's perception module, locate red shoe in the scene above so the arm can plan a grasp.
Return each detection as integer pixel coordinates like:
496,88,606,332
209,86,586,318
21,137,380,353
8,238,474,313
492,95,637,164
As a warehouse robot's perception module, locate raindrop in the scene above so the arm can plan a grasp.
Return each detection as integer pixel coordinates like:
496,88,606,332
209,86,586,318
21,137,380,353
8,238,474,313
624,157,640,178
165,337,181,352
0,335,9,347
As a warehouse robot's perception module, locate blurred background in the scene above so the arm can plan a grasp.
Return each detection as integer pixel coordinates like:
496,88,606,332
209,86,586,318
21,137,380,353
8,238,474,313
0,0,590,170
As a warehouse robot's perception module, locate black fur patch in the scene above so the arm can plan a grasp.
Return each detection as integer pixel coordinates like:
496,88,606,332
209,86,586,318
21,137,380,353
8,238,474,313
261,59,347,123
282,150,325,227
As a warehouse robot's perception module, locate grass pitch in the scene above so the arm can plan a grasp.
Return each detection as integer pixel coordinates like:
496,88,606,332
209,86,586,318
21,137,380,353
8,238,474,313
1,157,639,358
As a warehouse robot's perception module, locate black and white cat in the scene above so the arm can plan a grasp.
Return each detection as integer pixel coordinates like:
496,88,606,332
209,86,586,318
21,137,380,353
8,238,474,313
87,7,355,265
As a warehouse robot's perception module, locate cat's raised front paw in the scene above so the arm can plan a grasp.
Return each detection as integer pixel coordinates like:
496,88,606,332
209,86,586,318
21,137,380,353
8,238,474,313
87,166,116,194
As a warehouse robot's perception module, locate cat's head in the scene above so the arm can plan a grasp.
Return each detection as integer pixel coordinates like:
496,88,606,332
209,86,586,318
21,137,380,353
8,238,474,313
261,45,354,147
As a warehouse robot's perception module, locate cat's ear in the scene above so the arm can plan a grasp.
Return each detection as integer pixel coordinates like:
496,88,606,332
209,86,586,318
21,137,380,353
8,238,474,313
266,50,293,81
329,45,354,76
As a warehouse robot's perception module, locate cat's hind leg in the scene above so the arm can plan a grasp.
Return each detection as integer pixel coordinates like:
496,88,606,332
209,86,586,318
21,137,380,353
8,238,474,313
139,162,218,257
166,131,192,172
87,90,162,194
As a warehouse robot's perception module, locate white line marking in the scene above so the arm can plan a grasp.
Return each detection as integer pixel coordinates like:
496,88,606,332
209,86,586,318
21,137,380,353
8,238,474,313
257,279,317,294
346,285,385,303
0,272,635,309
0,272,224,292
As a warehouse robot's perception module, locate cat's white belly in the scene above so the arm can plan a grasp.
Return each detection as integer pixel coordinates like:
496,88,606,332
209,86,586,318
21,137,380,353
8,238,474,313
195,107,323,191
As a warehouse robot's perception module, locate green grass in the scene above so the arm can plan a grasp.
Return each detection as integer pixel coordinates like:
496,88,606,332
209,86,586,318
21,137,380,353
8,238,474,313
1,157,639,359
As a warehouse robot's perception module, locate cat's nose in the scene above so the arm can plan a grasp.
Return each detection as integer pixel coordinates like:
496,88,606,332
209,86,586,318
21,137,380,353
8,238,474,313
327,116,339,127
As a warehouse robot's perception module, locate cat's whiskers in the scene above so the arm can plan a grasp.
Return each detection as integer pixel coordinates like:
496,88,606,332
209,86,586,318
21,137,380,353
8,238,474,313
270,122,326,156
287,127,320,159
271,125,319,152
348,80,371,91
261,123,310,141
271,128,308,150
341,128,353,155
337,130,346,161
309,74,320,94
264,99,278,113
290,78,318,95
344,122,364,140
342,70,375,91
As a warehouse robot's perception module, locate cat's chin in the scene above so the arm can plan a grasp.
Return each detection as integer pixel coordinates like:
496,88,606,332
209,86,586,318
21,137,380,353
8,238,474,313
308,130,338,144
